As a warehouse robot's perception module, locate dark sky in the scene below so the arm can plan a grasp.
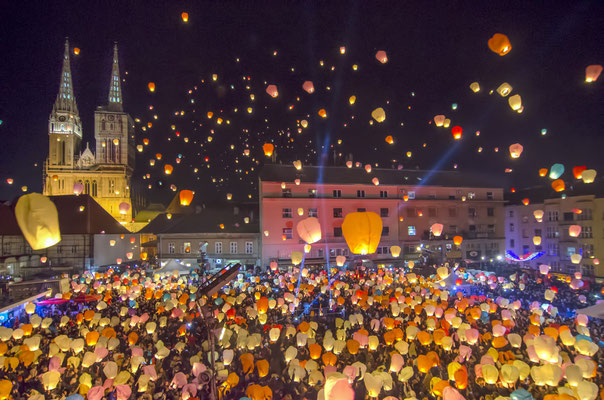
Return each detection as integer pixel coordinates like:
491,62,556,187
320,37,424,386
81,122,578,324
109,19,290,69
1,1,603,205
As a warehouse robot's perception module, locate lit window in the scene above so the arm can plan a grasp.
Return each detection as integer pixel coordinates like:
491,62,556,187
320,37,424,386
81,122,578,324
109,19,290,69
408,226,416,236
183,242,191,254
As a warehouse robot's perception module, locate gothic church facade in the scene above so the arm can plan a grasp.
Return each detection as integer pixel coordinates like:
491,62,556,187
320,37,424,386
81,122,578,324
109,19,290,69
43,40,135,226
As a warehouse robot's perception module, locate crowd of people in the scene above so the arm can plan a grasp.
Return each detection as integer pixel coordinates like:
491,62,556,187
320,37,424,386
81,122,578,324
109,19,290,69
0,261,602,400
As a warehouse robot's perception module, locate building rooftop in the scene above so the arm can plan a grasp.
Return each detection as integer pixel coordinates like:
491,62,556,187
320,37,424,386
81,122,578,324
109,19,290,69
138,203,259,235
259,164,503,188
505,176,604,205
0,195,129,236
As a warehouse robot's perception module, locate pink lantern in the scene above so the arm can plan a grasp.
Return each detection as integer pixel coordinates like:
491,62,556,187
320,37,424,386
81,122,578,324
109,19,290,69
73,183,84,196
119,202,130,215
266,85,278,98
568,225,581,237
372,177,379,186
364,164,372,173
375,50,388,63
346,161,353,168
585,65,602,83
302,81,315,94
539,264,551,275
430,223,444,237
270,261,278,271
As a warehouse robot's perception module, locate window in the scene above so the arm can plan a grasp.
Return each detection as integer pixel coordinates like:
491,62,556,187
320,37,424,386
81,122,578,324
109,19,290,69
580,226,593,238
577,209,592,220
282,208,292,218
404,244,418,254
567,247,576,257
380,208,389,217
308,208,318,217
334,227,342,237
547,211,559,221
357,208,366,212
183,242,191,254
383,226,389,236
245,242,253,254
534,229,542,236
509,210,514,217
357,190,365,198
333,208,343,218
407,191,416,199
230,242,237,254
449,225,457,233
509,239,515,248
522,229,528,238
469,224,476,232
333,189,342,198
468,208,476,218
282,228,292,240
318,248,324,258
546,226,559,238
308,189,316,198
380,190,388,198
582,244,594,257
215,242,222,254
563,212,574,222
523,245,530,254
509,223,515,232
547,243,559,256
169,242,175,254
71,245,77,254
448,207,457,218
376,246,390,255
428,193,436,200
406,207,416,218
282,189,292,198
468,192,476,200
487,224,495,233
522,216,529,223
487,192,494,200
428,207,437,218
92,181,98,197
408,226,416,236
487,207,494,217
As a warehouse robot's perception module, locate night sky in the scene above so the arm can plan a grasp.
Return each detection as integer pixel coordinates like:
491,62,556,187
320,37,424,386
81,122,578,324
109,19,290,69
1,1,603,205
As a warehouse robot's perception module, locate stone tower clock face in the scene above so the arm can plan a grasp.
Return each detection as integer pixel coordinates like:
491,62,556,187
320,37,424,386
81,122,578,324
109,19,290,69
58,116,66,121
108,115,115,121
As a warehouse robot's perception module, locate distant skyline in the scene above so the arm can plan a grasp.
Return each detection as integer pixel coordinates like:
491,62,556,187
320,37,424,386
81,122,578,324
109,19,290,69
1,1,603,205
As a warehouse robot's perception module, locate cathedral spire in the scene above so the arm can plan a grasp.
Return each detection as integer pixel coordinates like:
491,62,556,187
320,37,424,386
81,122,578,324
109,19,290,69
107,42,123,112
53,39,78,115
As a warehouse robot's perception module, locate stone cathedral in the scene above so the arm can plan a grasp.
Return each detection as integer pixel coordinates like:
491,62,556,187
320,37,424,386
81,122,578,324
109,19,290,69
43,40,135,226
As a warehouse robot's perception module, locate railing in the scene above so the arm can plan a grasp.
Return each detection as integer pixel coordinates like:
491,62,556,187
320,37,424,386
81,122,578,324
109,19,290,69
197,263,241,297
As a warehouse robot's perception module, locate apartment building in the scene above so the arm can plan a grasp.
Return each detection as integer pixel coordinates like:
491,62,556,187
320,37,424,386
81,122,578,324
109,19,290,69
505,186,604,280
259,164,505,267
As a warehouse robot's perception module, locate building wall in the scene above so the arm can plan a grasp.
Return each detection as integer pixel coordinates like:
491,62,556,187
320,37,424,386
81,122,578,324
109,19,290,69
260,180,505,267
504,195,604,278
157,233,260,270
93,233,140,267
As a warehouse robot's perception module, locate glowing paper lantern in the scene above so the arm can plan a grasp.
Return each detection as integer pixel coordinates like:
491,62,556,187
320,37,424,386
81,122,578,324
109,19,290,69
291,251,303,265
390,245,401,257
302,81,315,94
265,85,278,98
581,169,596,183
179,190,194,206
181,12,189,22
371,108,386,123
569,225,581,237
469,82,480,92
539,264,551,275
164,164,173,175
375,50,388,63
533,210,544,222
15,193,61,250
508,95,522,111
551,179,565,192
451,126,462,140
585,65,602,83
434,115,446,127
488,33,512,56
539,168,548,177
318,109,327,118
349,95,356,105
385,135,394,144
119,202,130,215
372,177,379,186
496,83,512,97
431,223,444,237
263,143,274,157
336,255,346,267
342,212,382,255
570,254,582,264
453,236,463,246
297,217,322,244
509,143,523,158
533,236,542,246
549,164,564,179
148,82,155,92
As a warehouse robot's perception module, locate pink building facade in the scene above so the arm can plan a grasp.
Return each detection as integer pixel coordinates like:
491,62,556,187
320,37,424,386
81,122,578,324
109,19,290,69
259,165,505,268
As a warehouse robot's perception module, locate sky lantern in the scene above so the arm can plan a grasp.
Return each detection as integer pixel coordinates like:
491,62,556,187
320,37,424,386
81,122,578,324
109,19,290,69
318,109,327,118
469,82,480,92
539,168,548,177
571,254,582,264
585,65,602,82
342,211,383,255
385,135,394,144
164,164,173,175
581,169,596,183
302,81,315,94
262,143,274,157
434,115,445,126
573,166,587,179
488,33,512,56
179,190,194,206
451,126,462,140
372,177,379,185
375,50,388,63
293,160,302,170
181,12,189,22
143,138,149,145
148,82,156,92
390,245,401,257
73,182,83,195
226,193,232,200
118,202,130,215
300,119,308,128
443,118,451,128
568,225,581,237
522,198,530,206
15,193,61,250
509,143,523,158
533,236,542,246
508,94,522,111
431,223,444,237
551,179,565,192
346,161,353,168
291,251,303,265
371,107,386,122
207,111,213,119
533,210,544,222
265,84,278,97
549,163,564,179
73,47,80,55
6,178,13,185
296,217,322,244
349,96,356,105
336,255,346,267
453,236,463,246
496,83,512,97
364,164,372,173
339,46,346,54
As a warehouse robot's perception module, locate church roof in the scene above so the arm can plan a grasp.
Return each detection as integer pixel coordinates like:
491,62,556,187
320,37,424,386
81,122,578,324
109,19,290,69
0,195,128,236
107,43,123,112
52,39,79,116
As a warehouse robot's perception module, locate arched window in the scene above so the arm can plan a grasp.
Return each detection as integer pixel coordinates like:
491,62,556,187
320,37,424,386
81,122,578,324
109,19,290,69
102,120,106,130
84,181,90,195
92,181,98,197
